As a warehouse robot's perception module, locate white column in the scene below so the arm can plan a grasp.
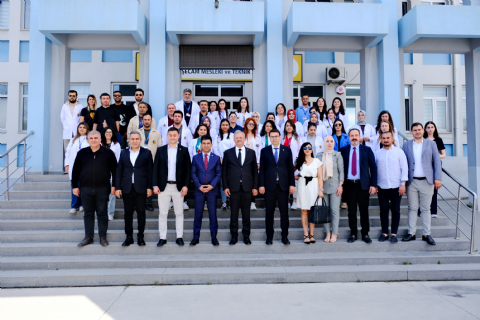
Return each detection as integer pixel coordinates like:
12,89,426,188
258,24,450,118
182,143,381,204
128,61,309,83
360,46,379,124
452,54,463,156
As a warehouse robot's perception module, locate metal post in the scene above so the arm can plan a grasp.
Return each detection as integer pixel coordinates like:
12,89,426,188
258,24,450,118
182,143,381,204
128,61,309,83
5,153,9,201
22,140,26,183
455,186,461,240
470,196,478,255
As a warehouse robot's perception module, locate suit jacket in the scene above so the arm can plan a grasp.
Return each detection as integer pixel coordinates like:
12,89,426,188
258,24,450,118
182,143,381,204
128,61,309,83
222,146,259,192
402,139,442,186
259,145,295,192
340,144,377,190
317,150,344,194
191,152,222,190
115,147,153,194
152,144,192,192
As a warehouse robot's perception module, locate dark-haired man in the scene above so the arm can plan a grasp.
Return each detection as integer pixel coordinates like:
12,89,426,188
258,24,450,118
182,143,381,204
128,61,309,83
60,90,84,172
93,93,121,144
127,88,152,117
111,91,135,149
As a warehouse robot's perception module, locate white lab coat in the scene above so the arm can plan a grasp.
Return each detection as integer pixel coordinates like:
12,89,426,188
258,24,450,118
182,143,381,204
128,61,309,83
60,102,84,139
188,113,217,137
280,121,304,138
351,123,376,149
156,115,187,142
323,118,336,136
275,117,287,130
260,135,271,149
174,100,200,121
282,135,303,164
244,134,261,164
302,121,328,140
162,125,192,147
217,133,236,159
304,134,325,158
208,111,227,129
64,136,90,180
237,111,252,127
336,112,350,130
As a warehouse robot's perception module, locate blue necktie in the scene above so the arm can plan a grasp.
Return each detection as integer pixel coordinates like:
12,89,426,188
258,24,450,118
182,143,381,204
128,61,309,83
274,148,279,180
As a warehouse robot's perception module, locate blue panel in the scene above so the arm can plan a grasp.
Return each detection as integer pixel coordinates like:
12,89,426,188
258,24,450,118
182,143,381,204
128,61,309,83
17,144,26,167
102,50,133,62
0,40,9,62
444,144,453,157
345,52,360,64
0,144,6,167
463,144,468,157
461,54,465,66
305,52,334,64
19,41,29,62
71,50,92,62
404,53,413,65
422,53,451,65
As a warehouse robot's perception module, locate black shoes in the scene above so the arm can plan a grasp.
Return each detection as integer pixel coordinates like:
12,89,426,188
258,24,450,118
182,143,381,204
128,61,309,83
347,234,357,243
362,235,372,244
379,234,389,242
266,237,273,245
422,235,436,245
402,234,416,242
137,235,146,246
190,238,199,246
229,236,238,245
122,236,134,247
390,235,398,244
78,236,93,247
146,203,154,211
244,237,252,245
157,239,167,247
100,236,109,247
176,238,184,246
281,237,290,245
211,238,219,246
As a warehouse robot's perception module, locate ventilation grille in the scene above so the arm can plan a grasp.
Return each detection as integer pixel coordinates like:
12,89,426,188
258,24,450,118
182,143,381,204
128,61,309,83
180,46,253,69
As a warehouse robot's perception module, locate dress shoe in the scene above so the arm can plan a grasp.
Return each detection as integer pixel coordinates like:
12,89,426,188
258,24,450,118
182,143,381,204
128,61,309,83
229,236,238,245
244,237,252,245
146,203,154,211
347,234,357,243
157,239,167,247
211,238,219,246
176,238,185,246
100,236,109,247
390,235,398,244
265,238,273,245
362,235,372,244
190,238,199,246
77,236,93,247
281,237,290,245
422,235,436,245
122,236,134,247
378,234,389,242
137,235,146,246
402,234,416,242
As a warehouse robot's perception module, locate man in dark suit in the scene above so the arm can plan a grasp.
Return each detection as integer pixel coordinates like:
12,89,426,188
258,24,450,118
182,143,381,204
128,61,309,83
153,127,192,247
259,129,295,245
190,135,222,246
340,128,377,244
115,131,153,246
222,130,259,245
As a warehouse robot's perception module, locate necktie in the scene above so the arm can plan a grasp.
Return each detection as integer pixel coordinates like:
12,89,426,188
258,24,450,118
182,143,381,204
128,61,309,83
237,148,242,165
274,148,279,180
352,147,357,176
204,154,208,184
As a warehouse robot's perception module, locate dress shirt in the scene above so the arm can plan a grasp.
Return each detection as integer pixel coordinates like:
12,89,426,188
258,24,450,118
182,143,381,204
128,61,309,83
375,146,408,189
129,148,140,183
176,125,183,143
412,139,426,178
271,144,281,181
133,102,139,116
167,144,178,181
235,146,246,165
347,145,361,180
202,151,212,162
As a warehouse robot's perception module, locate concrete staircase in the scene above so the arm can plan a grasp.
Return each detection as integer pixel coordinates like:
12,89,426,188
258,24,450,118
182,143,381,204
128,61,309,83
1,174,480,287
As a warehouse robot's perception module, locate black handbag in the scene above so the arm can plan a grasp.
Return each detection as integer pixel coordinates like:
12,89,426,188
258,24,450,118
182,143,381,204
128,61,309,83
308,197,330,224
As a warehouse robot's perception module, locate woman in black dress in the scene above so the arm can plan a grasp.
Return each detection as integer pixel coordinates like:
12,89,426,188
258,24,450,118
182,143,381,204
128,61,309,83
424,121,446,218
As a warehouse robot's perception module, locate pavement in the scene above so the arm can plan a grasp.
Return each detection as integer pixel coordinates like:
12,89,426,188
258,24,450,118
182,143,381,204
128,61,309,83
1,281,480,320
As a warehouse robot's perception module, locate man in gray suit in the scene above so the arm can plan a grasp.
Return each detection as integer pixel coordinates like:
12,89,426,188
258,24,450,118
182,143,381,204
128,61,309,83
402,122,442,245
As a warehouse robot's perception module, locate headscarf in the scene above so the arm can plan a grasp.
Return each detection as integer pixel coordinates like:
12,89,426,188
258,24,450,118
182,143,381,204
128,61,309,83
309,112,320,126
357,110,367,126
201,115,212,129
287,109,297,123
322,136,334,181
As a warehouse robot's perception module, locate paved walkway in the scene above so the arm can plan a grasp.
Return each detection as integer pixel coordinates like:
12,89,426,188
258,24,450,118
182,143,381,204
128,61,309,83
1,281,480,320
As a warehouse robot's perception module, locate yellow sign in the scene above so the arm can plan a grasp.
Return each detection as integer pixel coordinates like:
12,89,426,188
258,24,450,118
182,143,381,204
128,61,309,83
135,52,140,81
293,54,302,82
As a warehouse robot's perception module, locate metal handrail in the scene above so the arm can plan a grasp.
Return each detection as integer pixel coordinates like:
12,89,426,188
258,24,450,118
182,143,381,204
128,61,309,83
0,130,35,201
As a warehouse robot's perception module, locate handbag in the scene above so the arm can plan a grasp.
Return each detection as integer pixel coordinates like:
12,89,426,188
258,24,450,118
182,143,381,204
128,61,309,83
308,197,330,224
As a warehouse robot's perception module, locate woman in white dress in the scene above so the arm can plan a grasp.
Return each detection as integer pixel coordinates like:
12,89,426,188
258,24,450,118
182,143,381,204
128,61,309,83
294,142,324,244
252,111,263,134
188,124,210,160
65,122,90,215
275,103,287,130
280,109,304,139
332,97,349,130
217,119,236,211
236,97,251,127
350,110,375,149
101,127,121,221
323,108,336,136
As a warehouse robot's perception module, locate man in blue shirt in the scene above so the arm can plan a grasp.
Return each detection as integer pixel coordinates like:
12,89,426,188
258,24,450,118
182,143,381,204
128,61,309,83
296,94,310,124
228,112,244,133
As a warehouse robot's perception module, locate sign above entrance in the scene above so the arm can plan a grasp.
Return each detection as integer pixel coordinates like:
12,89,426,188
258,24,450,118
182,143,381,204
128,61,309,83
181,69,252,82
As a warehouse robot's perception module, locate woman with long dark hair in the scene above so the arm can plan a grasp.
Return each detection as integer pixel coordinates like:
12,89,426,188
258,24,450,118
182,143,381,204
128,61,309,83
202,115,219,155
372,120,396,153
101,126,121,220
323,108,336,136
280,109,304,138
236,97,251,127
265,112,276,123
294,142,324,244
332,119,350,152
216,99,229,121
188,124,210,160
275,103,287,129
331,97,349,129
244,117,262,210
260,120,277,147
316,97,328,122
351,110,375,149
218,119,235,211
374,110,399,142
208,100,220,126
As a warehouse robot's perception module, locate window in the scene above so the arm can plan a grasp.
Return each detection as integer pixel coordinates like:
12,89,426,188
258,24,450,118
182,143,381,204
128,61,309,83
404,53,413,65
461,54,465,66
423,54,451,65
346,86,360,129
21,84,27,131
112,83,138,104
421,1,445,4
293,85,324,109
0,40,8,62
444,144,453,157
71,50,92,62
305,52,335,64
405,86,412,131
462,86,466,131
70,84,90,107
0,0,10,29
0,144,6,166
402,1,408,16
0,84,7,131
423,86,448,131
21,0,30,30
102,50,133,63
193,84,245,113
345,52,360,64
19,41,29,62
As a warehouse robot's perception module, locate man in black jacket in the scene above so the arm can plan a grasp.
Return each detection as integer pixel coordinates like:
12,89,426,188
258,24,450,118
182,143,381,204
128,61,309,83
115,131,153,247
222,131,259,245
72,130,118,247
153,127,192,247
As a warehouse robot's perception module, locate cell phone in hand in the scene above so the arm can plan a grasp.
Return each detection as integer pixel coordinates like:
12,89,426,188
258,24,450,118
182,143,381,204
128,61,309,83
203,186,208,188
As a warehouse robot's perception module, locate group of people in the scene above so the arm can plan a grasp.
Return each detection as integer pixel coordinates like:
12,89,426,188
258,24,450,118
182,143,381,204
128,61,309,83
61,88,444,247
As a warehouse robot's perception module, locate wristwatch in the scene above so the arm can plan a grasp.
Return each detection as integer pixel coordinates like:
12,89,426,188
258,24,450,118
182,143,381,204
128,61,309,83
401,182,405,186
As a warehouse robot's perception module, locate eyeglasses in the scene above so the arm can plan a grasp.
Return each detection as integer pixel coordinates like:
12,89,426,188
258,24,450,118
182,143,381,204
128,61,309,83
247,122,255,126
303,146,313,150
68,95,76,97
113,95,121,97
334,124,342,127
270,135,280,138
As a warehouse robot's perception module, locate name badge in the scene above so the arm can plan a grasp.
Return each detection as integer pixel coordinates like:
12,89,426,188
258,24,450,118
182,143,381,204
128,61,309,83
186,113,191,117
303,116,307,120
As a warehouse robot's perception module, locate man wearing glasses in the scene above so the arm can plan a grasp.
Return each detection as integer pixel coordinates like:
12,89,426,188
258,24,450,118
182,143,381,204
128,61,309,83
60,90,84,173
111,91,136,149
127,88,152,117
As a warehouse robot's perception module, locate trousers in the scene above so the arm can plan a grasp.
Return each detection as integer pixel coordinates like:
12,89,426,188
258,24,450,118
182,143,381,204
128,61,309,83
80,186,110,238
378,187,402,235
323,191,341,234
193,189,218,239
158,184,184,239
264,184,289,238
407,179,434,235
344,180,370,236
123,187,147,237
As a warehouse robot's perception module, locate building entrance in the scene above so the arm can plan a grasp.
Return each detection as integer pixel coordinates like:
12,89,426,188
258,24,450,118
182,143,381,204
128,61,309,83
193,83,246,114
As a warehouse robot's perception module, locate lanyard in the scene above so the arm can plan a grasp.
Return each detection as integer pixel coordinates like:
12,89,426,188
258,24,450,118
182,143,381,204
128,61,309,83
139,116,143,128
78,137,86,150
144,130,151,145
184,101,192,113
284,136,292,147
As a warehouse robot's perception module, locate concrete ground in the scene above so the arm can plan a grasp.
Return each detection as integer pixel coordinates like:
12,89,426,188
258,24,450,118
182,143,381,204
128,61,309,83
1,281,480,320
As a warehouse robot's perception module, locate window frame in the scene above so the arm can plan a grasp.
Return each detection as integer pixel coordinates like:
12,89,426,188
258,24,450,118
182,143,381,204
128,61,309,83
292,84,325,111
0,83,8,132
112,83,138,105
70,84,91,107
422,86,450,132
0,0,10,30
20,0,30,30
193,83,245,113
405,85,412,132
20,84,28,132
462,86,466,133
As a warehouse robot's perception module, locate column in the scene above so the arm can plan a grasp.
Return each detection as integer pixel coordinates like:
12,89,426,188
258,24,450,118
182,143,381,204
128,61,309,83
452,54,464,157
27,0,52,173
266,0,283,112
360,46,379,124
149,0,166,123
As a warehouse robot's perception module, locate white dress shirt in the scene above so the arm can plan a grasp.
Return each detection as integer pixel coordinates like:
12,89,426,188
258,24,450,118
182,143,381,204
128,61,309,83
347,145,361,180
412,139,426,178
271,144,281,158
235,146,246,165
167,144,178,181
375,146,408,189
129,148,140,183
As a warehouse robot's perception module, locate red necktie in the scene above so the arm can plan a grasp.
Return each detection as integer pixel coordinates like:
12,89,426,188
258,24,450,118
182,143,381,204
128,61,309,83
352,147,357,176
204,154,208,184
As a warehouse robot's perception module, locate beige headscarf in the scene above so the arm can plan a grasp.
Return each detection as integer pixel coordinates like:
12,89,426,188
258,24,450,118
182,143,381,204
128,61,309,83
322,136,335,181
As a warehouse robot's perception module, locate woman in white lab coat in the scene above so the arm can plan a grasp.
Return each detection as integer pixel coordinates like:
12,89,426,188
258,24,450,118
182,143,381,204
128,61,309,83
236,97,252,127
202,115,219,155
304,122,325,157
331,97,349,130
244,117,262,211
280,109,304,139
188,124,210,161
275,103,287,130
302,112,328,140
217,119,236,211
350,110,376,149
252,111,263,134
323,108,336,136
260,120,277,148
282,120,303,210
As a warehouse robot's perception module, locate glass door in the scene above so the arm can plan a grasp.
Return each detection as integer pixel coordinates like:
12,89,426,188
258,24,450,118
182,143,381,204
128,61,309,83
193,83,245,114
293,85,324,110
112,83,138,104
